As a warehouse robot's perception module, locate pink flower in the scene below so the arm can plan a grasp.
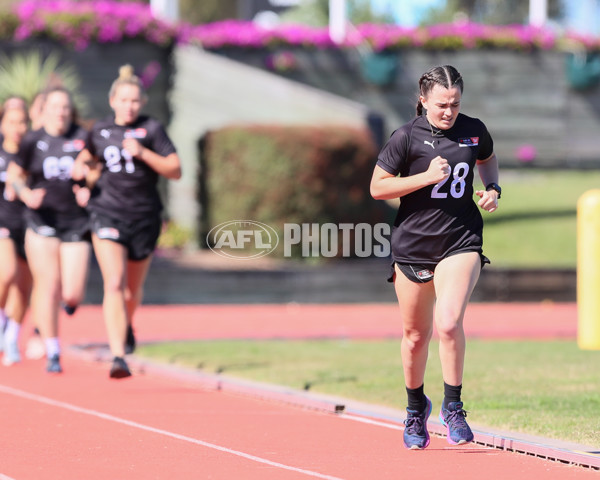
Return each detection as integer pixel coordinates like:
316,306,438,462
140,61,162,88
516,144,537,163
11,0,176,48
0,3,598,53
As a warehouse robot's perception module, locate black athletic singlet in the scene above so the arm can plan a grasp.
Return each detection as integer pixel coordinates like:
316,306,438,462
86,115,177,222
16,124,88,222
376,113,494,264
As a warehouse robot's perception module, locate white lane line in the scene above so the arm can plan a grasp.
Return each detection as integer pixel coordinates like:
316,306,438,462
340,414,403,431
0,474,16,480
0,384,345,480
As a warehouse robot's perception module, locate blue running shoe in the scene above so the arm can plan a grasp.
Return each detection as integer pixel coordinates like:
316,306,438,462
403,396,432,450
439,401,474,445
61,303,77,316
46,354,62,374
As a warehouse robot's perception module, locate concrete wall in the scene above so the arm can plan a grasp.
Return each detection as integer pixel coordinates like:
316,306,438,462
167,45,371,235
211,47,600,168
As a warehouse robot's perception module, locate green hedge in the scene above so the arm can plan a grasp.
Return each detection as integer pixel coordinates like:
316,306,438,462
201,125,391,259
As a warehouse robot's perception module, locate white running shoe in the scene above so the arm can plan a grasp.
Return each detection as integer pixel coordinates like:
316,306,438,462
25,334,46,360
2,339,21,366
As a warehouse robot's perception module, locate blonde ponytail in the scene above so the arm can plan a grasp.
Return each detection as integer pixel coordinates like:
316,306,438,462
109,64,145,99
118,64,136,81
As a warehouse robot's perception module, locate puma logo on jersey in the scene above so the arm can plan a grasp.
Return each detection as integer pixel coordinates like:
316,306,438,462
100,129,111,139
424,140,435,149
36,140,49,152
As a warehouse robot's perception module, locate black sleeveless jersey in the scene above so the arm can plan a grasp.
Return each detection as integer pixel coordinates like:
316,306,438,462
0,143,25,230
86,115,177,221
16,125,88,219
376,113,494,264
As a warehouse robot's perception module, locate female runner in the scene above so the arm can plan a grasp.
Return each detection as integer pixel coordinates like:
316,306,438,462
0,97,31,365
75,65,181,378
9,87,91,374
370,65,500,449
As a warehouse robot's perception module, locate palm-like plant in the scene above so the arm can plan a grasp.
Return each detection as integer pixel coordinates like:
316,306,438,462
0,50,88,115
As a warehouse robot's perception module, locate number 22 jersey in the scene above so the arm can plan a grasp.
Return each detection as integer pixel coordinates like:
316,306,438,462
86,115,177,221
376,113,494,264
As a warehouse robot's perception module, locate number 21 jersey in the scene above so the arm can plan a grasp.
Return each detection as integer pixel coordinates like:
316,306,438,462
87,115,177,221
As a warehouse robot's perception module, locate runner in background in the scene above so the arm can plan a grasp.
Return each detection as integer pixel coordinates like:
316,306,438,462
23,90,47,360
73,65,181,378
8,87,92,374
0,97,31,365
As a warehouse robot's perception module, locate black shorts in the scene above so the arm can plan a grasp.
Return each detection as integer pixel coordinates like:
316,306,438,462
387,251,490,284
90,211,161,261
0,225,26,260
25,209,91,243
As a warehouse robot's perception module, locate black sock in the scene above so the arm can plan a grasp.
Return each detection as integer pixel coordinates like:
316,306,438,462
406,384,427,412
443,382,462,409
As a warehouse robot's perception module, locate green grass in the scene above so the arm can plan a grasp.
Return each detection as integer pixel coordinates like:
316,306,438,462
138,339,600,447
476,168,600,268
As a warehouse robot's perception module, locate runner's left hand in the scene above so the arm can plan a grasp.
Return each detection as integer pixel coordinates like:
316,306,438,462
475,189,498,213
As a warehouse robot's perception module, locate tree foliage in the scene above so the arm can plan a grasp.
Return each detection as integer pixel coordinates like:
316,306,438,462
110,0,238,24
0,50,88,113
280,0,395,27
177,0,237,24
420,0,565,26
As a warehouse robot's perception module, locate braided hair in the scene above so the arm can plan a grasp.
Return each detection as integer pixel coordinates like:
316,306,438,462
416,65,464,116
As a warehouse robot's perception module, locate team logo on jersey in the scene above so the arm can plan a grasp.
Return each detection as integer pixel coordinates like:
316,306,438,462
458,137,479,147
36,140,49,152
97,227,120,240
0,228,9,239
124,128,147,139
424,140,435,149
100,129,111,139
63,139,85,152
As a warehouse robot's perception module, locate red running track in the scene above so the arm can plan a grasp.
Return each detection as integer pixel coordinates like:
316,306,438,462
60,302,579,344
0,302,595,480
